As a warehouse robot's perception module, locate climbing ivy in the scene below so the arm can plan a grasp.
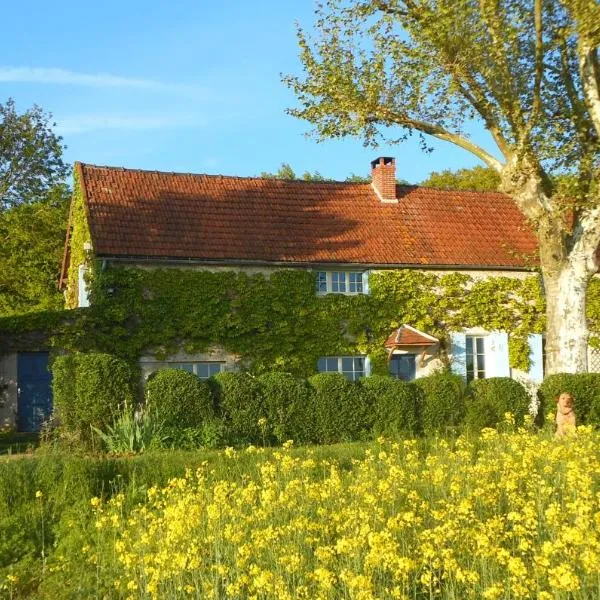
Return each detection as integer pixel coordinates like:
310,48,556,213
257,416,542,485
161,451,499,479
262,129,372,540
6,264,600,374
41,265,547,374
64,166,93,309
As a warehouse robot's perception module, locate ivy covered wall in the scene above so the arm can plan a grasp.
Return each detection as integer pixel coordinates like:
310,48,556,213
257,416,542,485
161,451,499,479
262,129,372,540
64,165,93,310
48,265,549,375
4,262,600,375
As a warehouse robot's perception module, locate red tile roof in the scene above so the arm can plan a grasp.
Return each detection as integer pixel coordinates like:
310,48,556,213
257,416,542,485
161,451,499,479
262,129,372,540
75,162,538,268
384,326,439,348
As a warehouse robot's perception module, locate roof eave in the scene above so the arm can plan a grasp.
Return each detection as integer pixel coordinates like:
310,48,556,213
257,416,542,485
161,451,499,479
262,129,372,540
95,254,537,272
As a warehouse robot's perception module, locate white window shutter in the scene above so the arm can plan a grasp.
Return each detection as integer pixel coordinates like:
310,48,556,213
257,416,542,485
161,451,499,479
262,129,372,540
450,332,467,378
484,332,510,378
527,334,544,383
364,355,371,377
362,270,370,294
78,264,90,308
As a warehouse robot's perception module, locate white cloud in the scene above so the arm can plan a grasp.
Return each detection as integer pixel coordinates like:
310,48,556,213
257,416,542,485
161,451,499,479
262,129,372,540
55,113,206,135
0,67,206,95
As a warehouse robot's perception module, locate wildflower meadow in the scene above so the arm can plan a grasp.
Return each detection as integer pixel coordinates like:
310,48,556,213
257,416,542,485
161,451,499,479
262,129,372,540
12,422,596,599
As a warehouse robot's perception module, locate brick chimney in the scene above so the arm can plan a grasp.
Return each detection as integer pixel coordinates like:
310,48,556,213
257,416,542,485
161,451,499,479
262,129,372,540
371,156,397,203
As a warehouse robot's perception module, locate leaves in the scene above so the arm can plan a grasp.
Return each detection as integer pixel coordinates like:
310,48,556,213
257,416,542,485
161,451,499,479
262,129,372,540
0,99,69,210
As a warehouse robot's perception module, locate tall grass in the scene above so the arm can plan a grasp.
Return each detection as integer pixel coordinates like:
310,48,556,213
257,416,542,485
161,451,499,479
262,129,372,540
2,427,600,598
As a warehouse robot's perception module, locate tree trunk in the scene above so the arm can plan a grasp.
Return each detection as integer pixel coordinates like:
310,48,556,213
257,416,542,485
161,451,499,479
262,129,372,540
542,257,591,374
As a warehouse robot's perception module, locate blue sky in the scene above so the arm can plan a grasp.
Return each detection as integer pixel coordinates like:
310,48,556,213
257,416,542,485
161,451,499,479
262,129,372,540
1,0,496,183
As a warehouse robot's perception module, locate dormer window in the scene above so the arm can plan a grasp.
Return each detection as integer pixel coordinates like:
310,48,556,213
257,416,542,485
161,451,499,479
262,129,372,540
316,271,369,295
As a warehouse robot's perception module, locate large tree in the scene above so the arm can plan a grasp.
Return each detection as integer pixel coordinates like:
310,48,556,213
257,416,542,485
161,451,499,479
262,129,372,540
285,0,600,374
420,166,501,191
0,184,69,315
0,98,68,210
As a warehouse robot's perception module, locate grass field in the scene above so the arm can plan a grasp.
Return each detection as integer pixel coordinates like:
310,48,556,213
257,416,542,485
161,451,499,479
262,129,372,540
1,425,600,598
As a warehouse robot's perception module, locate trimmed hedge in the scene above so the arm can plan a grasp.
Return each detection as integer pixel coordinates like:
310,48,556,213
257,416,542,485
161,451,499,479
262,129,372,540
466,377,530,431
145,369,214,429
538,373,600,426
52,353,134,440
413,372,466,436
360,375,420,437
308,373,368,444
258,372,314,444
210,372,265,443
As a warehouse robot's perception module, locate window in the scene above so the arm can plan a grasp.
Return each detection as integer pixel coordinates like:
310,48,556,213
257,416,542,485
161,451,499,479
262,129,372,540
466,336,486,382
317,356,367,381
316,271,367,295
389,354,416,381
146,361,224,379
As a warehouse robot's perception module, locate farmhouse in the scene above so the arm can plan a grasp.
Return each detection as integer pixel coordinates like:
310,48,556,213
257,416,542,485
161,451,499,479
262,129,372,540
3,156,598,431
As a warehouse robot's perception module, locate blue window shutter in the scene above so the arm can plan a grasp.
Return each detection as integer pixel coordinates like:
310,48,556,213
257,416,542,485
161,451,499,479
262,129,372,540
362,270,370,295
78,264,89,308
364,355,371,377
450,332,467,378
484,332,510,377
527,334,544,383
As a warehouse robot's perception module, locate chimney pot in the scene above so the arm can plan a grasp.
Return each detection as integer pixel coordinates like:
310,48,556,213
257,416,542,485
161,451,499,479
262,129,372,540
371,156,397,203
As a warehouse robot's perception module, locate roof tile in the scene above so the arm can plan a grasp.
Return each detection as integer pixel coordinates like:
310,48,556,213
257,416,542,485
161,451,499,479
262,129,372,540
78,163,538,268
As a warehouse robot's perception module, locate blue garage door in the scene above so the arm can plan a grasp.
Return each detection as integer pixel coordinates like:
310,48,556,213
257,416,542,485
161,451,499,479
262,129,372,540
17,352,53,432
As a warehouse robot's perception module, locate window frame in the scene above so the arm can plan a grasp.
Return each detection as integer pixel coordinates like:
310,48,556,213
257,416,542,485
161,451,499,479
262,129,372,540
315,271,367,295
145,361,225,379
465,335,486,382
317,355,368,381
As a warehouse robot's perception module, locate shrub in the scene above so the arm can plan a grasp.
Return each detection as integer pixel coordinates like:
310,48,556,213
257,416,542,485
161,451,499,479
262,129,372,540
360,375,421,437
51,355,77,431
211,372,264,443
52,353,134,442
145,369,214,429
466,377,530,431
538,373,600,426
92,410,167,454
413,372,466,435
258,372,313,444
308,373,368,444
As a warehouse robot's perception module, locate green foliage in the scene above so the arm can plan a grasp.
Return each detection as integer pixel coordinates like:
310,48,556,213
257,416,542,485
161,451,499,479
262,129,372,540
211,372,265,443
47,266,548,375
258,372,313,444
360,375,421,437
145,369,214,429
260,163,332,181
93,409,167,454
0,98,69,210
51,353,134,442
0,185,69,316
420,166,500,192
538,374,600,427
308,373,368,444
465,377,530,431
65,167,93,309
413,372,466,436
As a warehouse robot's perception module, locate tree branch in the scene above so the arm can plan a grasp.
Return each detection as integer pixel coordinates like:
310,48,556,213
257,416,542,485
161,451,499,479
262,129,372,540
376,108,504,171
580,45,600,137
524,0,544,136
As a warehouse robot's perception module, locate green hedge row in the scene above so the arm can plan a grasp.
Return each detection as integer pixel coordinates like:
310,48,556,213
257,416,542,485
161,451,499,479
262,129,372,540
52,353,600,449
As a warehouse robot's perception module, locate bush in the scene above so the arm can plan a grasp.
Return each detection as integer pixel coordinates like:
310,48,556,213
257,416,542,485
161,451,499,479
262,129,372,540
145,369,214,429
413,372,466,435
93,410,167,454
52,353,134,442
211,372,264,443
360,375,421,437
258,372,314,444
51,355,76,431
466,377,530,431
308,373,368,444
538,373,600,426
